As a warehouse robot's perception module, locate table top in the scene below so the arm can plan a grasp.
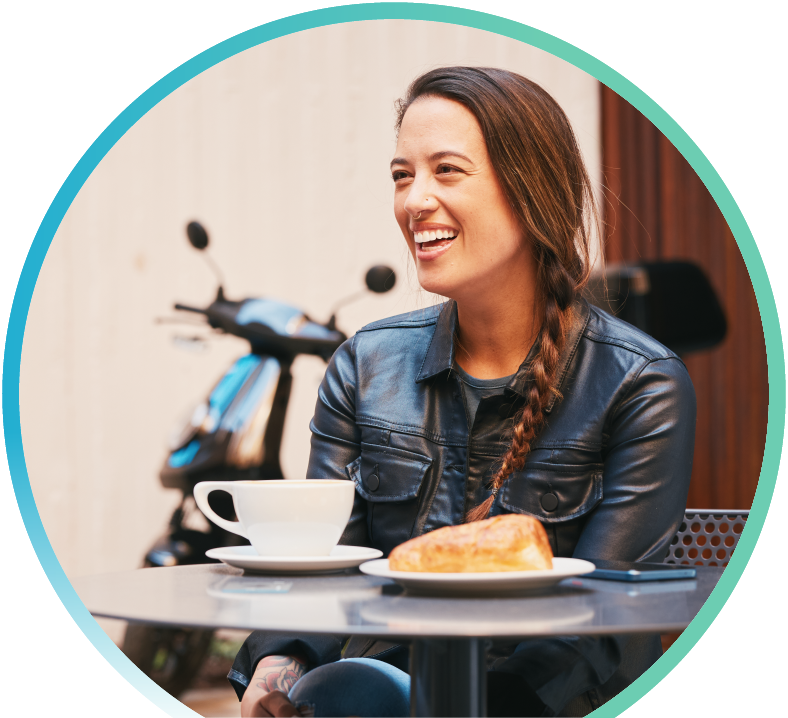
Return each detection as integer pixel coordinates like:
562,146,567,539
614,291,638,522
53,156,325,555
73,562,723,640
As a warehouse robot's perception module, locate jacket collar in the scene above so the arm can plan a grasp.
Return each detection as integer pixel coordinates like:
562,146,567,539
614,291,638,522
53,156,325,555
415,301,458,383
416,298,590,413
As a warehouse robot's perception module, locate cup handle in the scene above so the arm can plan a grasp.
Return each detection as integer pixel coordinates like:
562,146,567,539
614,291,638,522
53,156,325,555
193,482,247,538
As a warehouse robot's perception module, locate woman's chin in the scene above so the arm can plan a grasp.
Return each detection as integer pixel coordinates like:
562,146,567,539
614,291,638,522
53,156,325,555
415,269,459,300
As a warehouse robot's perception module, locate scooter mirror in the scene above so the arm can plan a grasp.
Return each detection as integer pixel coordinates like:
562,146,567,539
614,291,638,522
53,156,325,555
186,221,209,250
365,265,396,294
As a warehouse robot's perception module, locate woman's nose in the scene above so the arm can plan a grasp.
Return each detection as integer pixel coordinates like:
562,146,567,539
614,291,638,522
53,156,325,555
403,182,436,219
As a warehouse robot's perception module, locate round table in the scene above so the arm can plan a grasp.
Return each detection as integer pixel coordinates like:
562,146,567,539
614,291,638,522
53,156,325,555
74,563,723,717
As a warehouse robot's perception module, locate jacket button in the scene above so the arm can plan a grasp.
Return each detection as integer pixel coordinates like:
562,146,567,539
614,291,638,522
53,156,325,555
366,473,380,492
541,493,559,512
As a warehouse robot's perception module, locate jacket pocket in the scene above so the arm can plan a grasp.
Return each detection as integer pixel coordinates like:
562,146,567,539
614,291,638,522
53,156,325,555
351,443,432,501
345,443,432,554
498,462,602,524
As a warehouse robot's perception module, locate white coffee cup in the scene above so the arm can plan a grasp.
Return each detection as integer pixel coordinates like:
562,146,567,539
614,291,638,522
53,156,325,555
193,479,355,557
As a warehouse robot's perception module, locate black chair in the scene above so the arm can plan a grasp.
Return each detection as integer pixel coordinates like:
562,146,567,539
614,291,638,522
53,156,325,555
664,510,749,567
584,261,727,355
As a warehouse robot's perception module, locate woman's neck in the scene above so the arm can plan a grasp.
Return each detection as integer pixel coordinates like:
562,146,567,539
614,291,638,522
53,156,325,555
453,278,540,380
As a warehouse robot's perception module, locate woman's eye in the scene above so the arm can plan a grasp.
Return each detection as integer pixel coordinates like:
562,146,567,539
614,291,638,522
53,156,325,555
391,170,409,182
436,164,461,175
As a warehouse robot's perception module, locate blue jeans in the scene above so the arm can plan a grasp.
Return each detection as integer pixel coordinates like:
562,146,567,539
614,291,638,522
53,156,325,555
289,657,411,717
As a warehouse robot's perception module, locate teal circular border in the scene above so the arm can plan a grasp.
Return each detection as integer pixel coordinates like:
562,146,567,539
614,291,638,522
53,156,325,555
3,4,783,716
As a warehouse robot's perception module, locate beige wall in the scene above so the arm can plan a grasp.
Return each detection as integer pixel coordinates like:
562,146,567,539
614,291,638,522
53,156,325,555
19,20,600,639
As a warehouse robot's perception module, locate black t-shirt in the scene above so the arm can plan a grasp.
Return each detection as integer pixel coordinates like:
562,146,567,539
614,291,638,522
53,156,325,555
453,362,515,429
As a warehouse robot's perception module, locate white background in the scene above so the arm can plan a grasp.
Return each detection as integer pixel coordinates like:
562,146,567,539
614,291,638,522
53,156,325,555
1,2,785,716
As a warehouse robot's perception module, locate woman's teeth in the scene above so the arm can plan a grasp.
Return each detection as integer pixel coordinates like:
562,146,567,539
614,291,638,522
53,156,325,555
414,229,458,246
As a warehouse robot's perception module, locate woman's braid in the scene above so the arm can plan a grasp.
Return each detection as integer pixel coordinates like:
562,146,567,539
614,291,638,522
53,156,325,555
466,254,576,522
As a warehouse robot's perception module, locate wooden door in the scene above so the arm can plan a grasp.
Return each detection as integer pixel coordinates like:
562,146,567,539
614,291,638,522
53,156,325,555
601,86,767,511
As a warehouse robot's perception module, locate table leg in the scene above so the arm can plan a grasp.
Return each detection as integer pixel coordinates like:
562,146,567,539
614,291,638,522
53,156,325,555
409,637,487,717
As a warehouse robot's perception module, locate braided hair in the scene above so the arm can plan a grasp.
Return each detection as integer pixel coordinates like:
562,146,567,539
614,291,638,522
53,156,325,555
395,67,597,521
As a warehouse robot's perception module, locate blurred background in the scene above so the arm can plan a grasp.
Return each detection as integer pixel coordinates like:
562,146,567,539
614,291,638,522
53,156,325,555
17,19,766,716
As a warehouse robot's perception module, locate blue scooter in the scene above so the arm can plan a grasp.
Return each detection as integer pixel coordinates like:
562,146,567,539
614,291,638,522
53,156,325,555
122,221,396,696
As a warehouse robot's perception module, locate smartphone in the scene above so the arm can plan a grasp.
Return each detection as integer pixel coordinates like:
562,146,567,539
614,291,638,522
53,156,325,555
568,577,697,596
587,560,696,582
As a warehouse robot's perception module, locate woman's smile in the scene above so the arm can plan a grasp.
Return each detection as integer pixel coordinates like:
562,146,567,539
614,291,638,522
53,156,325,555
412,222,460,260
392,95,529,302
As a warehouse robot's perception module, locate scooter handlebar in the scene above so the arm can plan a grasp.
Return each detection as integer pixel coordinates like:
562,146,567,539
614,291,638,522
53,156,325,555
174,298,346,360
173,303,208,315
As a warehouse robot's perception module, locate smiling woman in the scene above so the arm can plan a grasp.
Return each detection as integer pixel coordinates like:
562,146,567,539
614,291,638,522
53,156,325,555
393,99,533,303
231,66,696,718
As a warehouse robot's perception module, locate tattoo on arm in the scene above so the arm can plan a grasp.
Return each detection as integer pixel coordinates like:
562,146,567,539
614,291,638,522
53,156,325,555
254,655,307,694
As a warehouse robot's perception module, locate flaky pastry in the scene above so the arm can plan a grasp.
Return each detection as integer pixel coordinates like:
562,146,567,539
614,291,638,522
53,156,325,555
388,514,553,573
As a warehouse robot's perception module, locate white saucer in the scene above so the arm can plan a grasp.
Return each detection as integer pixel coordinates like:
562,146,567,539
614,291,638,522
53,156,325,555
205,545,383,574
358,557,595,595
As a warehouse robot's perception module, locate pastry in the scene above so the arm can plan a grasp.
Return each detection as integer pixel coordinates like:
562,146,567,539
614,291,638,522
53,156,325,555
388,514,553,573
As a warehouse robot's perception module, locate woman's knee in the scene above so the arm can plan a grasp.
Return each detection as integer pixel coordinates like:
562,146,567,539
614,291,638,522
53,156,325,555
289,658,410,717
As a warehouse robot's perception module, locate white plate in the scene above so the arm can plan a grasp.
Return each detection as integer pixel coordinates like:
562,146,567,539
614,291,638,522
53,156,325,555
206,545,383,574
358,557,595,595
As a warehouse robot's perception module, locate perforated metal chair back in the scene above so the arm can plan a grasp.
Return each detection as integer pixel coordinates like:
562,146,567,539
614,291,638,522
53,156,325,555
664,510,749,567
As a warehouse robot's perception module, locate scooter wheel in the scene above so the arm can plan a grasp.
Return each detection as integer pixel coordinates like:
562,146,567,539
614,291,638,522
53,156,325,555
121,622,214,698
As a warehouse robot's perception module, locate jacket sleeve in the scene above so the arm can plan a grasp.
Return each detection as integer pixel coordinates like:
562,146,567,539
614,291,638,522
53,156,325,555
495,357,696,715
228,634,344,700
307,335,369,547
229,338,367,699
574,356,696,562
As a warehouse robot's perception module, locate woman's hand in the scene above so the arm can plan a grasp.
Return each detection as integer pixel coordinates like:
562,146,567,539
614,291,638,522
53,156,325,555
240,654,307,717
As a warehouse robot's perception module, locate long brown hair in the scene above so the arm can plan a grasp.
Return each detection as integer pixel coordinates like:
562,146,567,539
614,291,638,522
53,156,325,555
395,67,597,521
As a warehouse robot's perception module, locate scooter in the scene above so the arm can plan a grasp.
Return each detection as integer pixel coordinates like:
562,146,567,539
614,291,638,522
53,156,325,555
121,221,396,696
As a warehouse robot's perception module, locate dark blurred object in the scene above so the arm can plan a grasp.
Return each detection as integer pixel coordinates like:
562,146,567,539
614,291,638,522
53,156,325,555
365,265,397,293
185,219,225,300
584,261,727,355
186,220,209,249
325,264,397,330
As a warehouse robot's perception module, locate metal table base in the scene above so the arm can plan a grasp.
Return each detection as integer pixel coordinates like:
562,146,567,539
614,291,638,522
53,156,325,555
410,638,488,717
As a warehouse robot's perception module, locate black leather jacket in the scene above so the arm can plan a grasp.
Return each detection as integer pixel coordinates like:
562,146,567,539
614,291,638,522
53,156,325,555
230,298,696,715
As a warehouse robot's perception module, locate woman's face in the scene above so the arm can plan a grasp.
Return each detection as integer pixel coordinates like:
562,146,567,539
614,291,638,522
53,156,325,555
392,96,529,302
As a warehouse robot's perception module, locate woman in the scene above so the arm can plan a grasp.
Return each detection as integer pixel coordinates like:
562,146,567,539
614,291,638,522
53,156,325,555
230,67,695,717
